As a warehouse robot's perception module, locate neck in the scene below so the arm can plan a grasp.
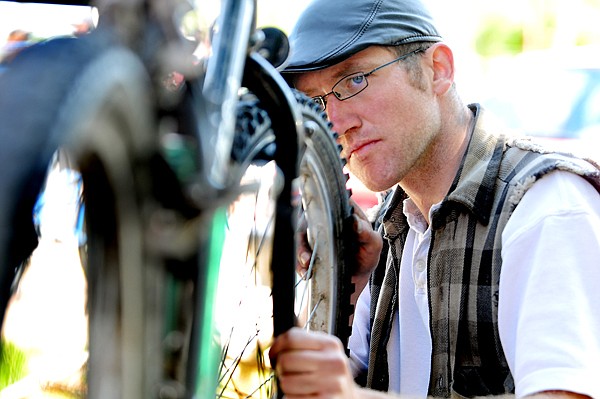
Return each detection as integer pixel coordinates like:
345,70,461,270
401,106,474,223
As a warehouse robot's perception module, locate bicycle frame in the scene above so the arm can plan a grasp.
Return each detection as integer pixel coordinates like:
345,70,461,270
2,0,304,397
189,0,305,394
199,0,255,189
103,0,304,395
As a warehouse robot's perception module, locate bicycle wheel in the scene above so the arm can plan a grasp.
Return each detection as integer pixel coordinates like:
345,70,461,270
295,93,356,345
214,91,355,398
0,32,180,398
53,43,167,399
0,35,104,334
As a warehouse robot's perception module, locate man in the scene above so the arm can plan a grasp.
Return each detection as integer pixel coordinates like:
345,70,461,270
270,0,600,397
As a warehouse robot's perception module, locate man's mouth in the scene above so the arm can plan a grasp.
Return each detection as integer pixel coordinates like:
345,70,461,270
348,140,379,160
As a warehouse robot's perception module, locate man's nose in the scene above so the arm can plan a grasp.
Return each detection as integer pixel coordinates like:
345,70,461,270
325,98,356,139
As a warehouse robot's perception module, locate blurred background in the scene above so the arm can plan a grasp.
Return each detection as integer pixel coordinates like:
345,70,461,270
2,0,599,163
0,0,599,397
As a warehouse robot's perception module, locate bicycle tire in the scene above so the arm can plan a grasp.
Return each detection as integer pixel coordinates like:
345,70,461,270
213,90,355,398
0,35,107,334
0,31,177,398
69,49,163,399
295,92,355,346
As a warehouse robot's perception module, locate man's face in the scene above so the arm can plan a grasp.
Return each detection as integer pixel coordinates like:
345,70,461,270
295,46,442,193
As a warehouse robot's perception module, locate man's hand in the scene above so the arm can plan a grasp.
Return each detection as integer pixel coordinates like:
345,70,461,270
296,199,383,286
351,200,383,279
270,327,359,399
271,328,398,399
295,211,312,279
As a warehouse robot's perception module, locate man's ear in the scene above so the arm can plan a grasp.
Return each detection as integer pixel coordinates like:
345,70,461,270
429,43,455,95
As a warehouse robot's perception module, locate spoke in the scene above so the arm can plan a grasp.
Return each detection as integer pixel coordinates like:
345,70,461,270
295,231,319,316
244,374,275,398
218,330,260,383
303,296,323,329
219,169,277,399
218,330,261,397
294,228,319,288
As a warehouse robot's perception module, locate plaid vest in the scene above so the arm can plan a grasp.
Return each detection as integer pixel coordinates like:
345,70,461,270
362,105,600,397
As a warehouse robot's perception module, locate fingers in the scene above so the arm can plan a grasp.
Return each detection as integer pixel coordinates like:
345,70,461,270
295,212,312,277
270,328,343,373
277,356,350,397
296,196,382,281
271,327,339,355
349,197,369,221
271,328,354,398
297,250,311,277
351,211,383,277
296,232,312,278
349,198,379,247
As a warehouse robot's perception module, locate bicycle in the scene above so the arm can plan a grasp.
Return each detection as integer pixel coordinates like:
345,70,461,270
0,0,356,397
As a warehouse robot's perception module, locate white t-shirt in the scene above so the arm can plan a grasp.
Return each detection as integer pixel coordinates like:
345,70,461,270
348,170,600,398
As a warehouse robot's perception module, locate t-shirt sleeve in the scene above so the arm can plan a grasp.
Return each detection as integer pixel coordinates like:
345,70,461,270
500,170,600,398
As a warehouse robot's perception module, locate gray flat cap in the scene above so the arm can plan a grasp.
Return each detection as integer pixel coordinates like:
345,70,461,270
284,0,442,72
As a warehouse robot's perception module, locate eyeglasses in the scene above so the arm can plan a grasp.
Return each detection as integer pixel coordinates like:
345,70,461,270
312,48,423,111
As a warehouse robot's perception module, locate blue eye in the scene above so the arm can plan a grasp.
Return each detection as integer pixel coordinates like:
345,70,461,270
331,71,369,101
335,73,366,96
350,75,365,85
